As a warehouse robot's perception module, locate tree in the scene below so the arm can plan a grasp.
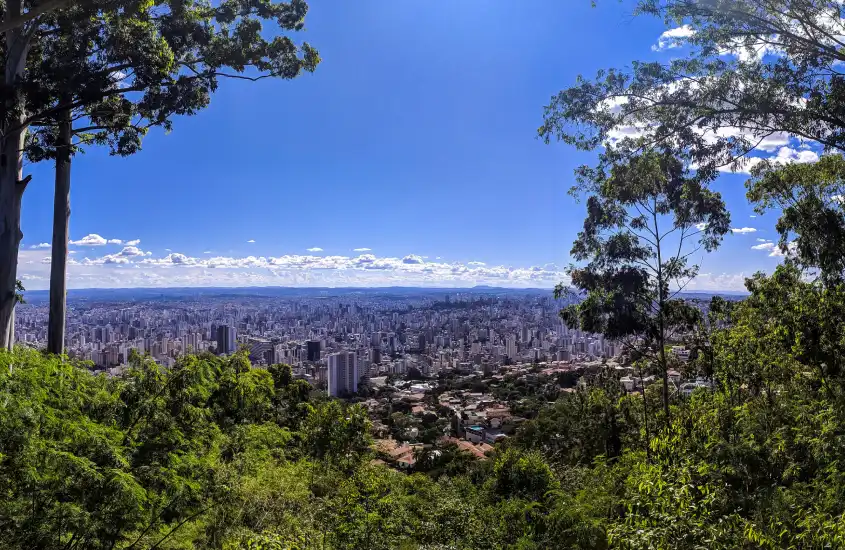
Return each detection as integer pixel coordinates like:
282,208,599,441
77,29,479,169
558,151,729,424
0,0,91,34
301,400,372,472
539,1,845,287
746,153,845,284
6,280,23,345
13,280,23,303
487,448,559,503
406,365,426,380
542,1,845,168
0,0,320,350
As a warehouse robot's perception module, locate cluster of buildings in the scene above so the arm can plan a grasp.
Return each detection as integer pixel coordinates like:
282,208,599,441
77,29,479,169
11,288,620,395
11,287,719,470
368,380,513,469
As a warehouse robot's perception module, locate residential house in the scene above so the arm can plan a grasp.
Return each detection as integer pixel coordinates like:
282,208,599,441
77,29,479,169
464,425,485,443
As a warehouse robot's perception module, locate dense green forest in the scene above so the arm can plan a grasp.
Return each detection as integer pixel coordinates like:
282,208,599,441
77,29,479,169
4,265,845,550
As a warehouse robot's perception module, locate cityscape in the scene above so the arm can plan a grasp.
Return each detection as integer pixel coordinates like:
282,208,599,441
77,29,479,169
13,285,725,473
14,287,617,388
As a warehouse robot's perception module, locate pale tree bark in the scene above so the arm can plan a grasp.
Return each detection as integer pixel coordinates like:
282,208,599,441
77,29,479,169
0,0,104,35
48,107,71,355
0,134,27,351
5,309,13,348
0,0,31,350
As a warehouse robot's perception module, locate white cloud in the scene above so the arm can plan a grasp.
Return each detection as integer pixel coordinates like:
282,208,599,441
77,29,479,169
756,238,769,242
70,234,108,246
13,248,761,292
768,241,798,257
695,222,707,231
247,239,255,243
731,227,758,234
68,234,137,246
599,73,823,174
718,39,784,62
353,248,371,252
203,251,212,254
750,215,757,218
467,261,486,266
683,271,749,292
116,246,151,257
756,132,792,152
653,25,696,51
750,240,798,257
81,246,152,265
142,252,198,266
307,247,323,252
29,243,50,249
14,249,572,290
110,70,128,90
402,254,424,264
719,146,820,174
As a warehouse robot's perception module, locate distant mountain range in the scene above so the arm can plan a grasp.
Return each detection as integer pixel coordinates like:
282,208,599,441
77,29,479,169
17,285,749,304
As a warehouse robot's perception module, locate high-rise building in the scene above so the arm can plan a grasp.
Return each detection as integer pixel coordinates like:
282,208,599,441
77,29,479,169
247,338,274,364
506,335,518,360
306,340,321,362
216,325,236,355
328,351,358,397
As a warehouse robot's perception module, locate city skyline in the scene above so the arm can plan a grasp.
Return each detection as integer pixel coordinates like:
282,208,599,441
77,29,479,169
12,286,615,376
15,1,801,291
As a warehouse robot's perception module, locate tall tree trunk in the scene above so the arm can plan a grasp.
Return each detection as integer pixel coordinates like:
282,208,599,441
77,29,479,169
0,132,26,351
5,308,13,347
638,361,651,463
0,0,30,350
652,207,671,426
48,107,72,355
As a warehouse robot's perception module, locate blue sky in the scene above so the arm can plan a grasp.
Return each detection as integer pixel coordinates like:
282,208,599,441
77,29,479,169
16,1,790,290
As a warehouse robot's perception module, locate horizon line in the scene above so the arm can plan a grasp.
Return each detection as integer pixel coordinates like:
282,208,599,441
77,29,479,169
17,284,751,295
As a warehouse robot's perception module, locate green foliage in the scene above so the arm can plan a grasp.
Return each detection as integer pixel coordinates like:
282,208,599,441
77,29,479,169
561,150,729,424
540,1,845,176
24,0,320,159
747,154,845,284
301,399,372,471
6,264,845,549
13,280,23,304
20,1,845,548
529,4,845,543
488,448,559,502
512,382,634,467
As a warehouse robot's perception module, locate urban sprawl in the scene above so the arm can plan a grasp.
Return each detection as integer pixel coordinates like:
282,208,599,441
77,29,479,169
12,288,715,470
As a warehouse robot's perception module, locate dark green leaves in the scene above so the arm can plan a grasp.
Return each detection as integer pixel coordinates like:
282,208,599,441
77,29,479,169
748,154,845,284
541,1,845,183
564,151,729,341
22,0,320,164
